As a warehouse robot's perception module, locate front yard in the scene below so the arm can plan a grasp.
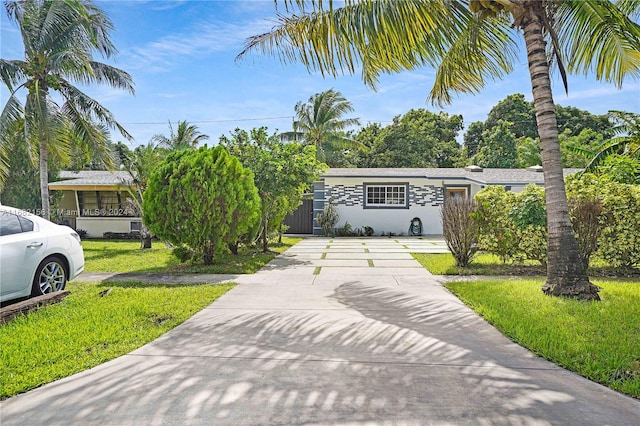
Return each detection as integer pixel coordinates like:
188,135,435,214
82,237,302,274
1,237,303,399
445,279,640,399
0,281,234,399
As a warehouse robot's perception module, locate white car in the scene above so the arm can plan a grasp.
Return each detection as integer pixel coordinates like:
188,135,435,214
0,205,84,304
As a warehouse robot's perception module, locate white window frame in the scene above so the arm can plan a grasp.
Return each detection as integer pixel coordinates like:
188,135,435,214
364,183,409,209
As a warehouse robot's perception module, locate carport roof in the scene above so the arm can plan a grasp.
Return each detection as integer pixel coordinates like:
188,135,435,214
49,170,134,190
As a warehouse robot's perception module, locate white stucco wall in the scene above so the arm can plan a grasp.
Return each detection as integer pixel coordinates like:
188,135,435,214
322,177,444,236
76,217,141,238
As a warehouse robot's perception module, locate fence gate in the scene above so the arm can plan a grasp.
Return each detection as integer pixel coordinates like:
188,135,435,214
283,199,313,234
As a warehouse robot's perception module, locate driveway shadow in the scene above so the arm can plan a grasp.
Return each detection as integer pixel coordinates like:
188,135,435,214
2,281,638,425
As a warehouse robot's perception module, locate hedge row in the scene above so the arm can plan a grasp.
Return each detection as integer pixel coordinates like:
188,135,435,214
473,175,640,268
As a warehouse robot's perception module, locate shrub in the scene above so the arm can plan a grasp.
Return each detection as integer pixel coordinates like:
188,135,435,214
441,197,478,267
316,199,339,237
364,226,374,237
568,197,603,269
143,146,261,265
473,185,518,262
474,184,548,266
173,246,196,263
598,183,640,267
510,184,547,266
566,173,640,268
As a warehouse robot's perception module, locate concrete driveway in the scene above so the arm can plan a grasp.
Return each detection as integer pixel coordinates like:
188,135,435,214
1,237,639,425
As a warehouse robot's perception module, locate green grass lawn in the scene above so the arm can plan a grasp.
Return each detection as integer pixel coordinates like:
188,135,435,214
82,237,302,274
0,281,234,399
412,252,639,277
445,279,640,399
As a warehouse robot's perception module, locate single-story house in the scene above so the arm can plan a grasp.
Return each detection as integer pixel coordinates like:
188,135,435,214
49,170,141,238
50,166,581,238
310,166,581,236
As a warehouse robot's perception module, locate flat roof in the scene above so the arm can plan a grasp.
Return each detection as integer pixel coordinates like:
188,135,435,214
322,167,582,185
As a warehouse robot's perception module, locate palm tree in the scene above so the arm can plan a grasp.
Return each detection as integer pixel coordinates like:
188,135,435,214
151,120,209,151
579,111,640,173
0,0,134,220
280,89,361,161
116,142,164,248
238,0,640,299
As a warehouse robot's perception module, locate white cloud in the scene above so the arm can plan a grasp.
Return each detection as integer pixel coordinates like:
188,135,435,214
122,18,272,72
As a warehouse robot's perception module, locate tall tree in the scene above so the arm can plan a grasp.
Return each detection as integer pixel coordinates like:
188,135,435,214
473,120,519,168
115,141,165,248
581,110,640,175
280,88,361,162
0,118,61,210
0,0,134,220
238,0,640,299
221,127,325,252
463,121,484,159
151,120,209,151
365,109,463,168
485,93,538,139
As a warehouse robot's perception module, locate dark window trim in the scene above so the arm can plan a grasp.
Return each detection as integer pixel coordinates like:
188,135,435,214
363,182,410,209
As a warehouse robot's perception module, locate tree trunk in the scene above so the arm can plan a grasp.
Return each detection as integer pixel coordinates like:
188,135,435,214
140,224,152,249
521,7,599,300
141,235,152,249
262,218,269,253
203,241,214,265
39,139,50,221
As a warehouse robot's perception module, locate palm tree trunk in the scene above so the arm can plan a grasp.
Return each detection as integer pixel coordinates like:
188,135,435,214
521,8,599,300
39,139,50,221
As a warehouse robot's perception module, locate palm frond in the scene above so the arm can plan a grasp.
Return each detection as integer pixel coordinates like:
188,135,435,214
238,0,467,90
57,79,132,140
430,11,517,106
614,0,640,20
84,61,135,93
556,0,640,87
0,59,28,92
0,95,25,185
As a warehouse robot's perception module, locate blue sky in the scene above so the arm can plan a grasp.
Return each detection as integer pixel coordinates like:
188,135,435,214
1,0,639,148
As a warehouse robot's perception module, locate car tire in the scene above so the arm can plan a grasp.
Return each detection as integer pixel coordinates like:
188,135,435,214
32,256,68,297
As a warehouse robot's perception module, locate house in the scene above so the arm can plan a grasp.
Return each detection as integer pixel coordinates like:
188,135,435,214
311,166,581,236
49,170,141,238
51,166,581,238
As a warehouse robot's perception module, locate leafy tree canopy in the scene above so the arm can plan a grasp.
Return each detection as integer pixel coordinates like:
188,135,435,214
472,120,518,168
358,109,463,168
143,146,260,264
221,127,325,251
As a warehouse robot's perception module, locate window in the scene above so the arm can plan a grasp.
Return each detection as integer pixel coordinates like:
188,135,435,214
364,184,408,208
445,187,469,200
78,191,136,216
18,216,34,232
0,213,23,236
130,221,142,233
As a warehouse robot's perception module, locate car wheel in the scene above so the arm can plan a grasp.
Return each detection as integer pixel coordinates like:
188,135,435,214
32,256,68,296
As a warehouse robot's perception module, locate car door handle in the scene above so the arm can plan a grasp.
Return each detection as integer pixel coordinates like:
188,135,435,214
27,242,44,248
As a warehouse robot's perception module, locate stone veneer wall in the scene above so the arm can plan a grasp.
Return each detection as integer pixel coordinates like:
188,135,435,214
325,183,444,207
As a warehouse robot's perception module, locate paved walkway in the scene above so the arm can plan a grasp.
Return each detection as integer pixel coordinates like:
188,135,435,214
1,238,639,425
